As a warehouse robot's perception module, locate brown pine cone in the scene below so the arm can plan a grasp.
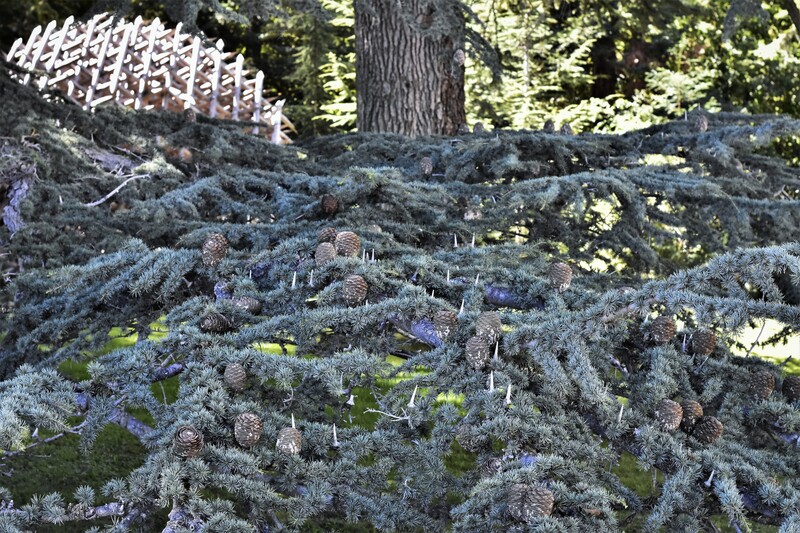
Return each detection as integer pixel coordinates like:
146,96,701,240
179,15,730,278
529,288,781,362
334,231,361,257
434,310,458,340
783,375,800,402
234,413,263,448
276,427,302,454
649,316,676,344
655,399,683,431
465,336,491,370
693,114,708,133
223,363,247,392
475,311,502,344
315,242,337,267
481,457,502,478
201,313,233,333
749,370,775,400
173,425,204,457
320,194,339,216
693,416,723,444
318,226,338,244
508,484,555,521
420,157,433,176
231,296,262,314
679,400,703,433
691,329,716,356
343,275,368,306
548,262,572,292
202,233,228,267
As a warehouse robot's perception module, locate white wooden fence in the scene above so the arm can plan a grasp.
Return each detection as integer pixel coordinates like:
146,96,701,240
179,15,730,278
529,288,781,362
4,13,293,144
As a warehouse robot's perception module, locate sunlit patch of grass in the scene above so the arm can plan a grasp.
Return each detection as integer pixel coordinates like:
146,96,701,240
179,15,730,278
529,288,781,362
731,319,800,374
0,425,150,532
639,153,688,167
251,341,297,355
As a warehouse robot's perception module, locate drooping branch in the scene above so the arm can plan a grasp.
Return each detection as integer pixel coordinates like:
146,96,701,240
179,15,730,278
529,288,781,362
75,393,154,443
0,501,126,522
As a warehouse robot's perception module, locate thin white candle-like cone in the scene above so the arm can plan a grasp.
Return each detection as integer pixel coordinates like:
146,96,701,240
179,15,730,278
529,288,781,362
504,383,512,406
488,371,495,392
291,413,296,429
291,271,296,289
408,385,418,408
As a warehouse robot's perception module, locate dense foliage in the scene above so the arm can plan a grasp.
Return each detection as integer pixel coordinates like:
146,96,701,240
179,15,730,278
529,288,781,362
1,56,800,532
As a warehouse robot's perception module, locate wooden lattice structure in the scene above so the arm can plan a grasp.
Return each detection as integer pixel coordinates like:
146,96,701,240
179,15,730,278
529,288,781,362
3,13,293,144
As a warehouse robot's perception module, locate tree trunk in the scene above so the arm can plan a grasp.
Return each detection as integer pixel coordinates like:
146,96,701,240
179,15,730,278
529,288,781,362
354,0,465,136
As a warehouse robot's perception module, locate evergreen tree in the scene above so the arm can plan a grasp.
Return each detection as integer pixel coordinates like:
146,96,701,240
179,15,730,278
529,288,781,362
1,57,800,532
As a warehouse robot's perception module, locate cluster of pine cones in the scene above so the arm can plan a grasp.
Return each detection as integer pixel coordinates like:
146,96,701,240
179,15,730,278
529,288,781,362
173,362,303,456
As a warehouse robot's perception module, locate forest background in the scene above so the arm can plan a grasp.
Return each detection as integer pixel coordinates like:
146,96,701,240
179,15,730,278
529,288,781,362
3,0,800,137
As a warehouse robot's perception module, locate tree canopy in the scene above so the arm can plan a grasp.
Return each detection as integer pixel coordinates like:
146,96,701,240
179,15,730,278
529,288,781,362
4,0,800,135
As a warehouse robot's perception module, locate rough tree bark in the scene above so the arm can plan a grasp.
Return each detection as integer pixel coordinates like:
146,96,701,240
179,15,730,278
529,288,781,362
354,0,466,136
